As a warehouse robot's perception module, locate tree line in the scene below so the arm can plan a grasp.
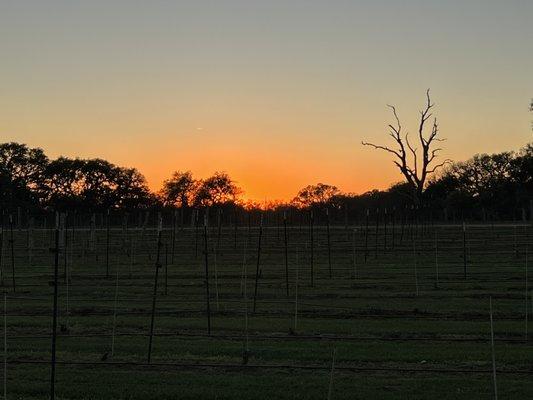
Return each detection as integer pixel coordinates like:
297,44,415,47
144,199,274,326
1,141,532,222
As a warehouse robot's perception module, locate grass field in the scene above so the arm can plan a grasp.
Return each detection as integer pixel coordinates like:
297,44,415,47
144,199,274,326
0,219,532,399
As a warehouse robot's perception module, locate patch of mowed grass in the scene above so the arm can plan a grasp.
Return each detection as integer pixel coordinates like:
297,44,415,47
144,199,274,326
5,364,533,399
6,334,533,370
3,225,533,398
6,313,526,341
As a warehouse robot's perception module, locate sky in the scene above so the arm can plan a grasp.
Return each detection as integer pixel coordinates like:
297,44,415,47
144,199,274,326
1,0,532,202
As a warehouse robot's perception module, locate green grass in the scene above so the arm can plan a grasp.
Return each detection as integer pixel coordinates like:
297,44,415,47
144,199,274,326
0,224,532,398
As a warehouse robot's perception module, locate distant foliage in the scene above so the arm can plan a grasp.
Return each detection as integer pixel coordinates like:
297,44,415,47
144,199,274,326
192,172,242,207
0,142,48,207
0,142,153,211
160,170,242,208
1,141,533,220
425,144,533,219
292,183,340,209
160,171,196,208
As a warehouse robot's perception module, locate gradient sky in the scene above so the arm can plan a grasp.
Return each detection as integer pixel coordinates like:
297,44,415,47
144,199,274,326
1,1,532,202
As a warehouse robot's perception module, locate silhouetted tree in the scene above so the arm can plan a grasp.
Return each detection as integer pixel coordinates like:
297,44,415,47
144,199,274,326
292,183,339,208
2,140,533,221
193,172,241,207
447,153,514,197
40,157,85,210
40,157,153,211
160,171,196,207
426,148,531,219
80,159,119,208
509,144,533,207
0,142,48,208
362,90,450,203
113,167,154,209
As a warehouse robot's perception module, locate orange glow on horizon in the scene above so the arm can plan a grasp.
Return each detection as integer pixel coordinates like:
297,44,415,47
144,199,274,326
1,1,531,207
141,155,403,204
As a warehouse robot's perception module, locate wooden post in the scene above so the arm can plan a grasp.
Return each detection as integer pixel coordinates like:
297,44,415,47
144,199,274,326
63,213,68,283
413,233,419,297
28,215,34,266
352,229,357,280
253,214,263,313
526,246,529,340
50,213,60,400
213,210,222,311
164,243,168,296
147,216,163,364
70,213,76,276
400,207,405,244
63,213,70,333
90,213,95,250
3,292,6,400
414,205,419,240
0,215,3,287
129,233,134,278
8,215,15,293
489,296,498,400
364,209,369,263
171,209,177,265
213,243,220,312
240,230,248,296
374,208,379,259
463,222,467,279
327,348,337,400
233,205,238,250
141,210,150,239
434,228,439,288
283,211,289,297
383,208,388,251
203,214,211,335
514,223,518,258
344,204,348,238
105,209,110,278
310,211,314,287
110,259,120,358
326,208,332,279
294,247,299,333
247,212,251,245
241,236,250,362
391,206,396,249
276,211,280,242
216,209,222,252
195,210,199,258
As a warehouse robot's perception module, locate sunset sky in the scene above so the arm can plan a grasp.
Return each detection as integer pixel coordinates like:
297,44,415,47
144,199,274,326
1,1,532,202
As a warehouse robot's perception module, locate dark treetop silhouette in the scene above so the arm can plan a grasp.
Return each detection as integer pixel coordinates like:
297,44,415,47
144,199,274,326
1,138,533,222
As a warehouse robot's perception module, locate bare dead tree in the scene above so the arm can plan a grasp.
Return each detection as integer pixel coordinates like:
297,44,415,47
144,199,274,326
362,89,451,202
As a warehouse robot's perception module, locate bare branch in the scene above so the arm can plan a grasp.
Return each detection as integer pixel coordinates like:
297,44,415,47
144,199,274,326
361,141,402,159
427,148,443,164
387,105,401,132
426,159,452,174
418,89,434,147
405,133,418,175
